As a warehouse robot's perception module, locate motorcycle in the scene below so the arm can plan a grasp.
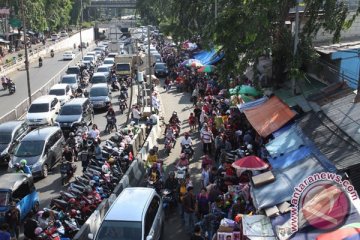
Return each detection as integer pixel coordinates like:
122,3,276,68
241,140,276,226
60,160,77,185
161,189,176,212
182,144,193,160
105,116,116,133
170,124,180,138
39,58,43,67
176,166,187,180
50,50,54,58
8,82,15,94
164,137,173,156
119,99,126,114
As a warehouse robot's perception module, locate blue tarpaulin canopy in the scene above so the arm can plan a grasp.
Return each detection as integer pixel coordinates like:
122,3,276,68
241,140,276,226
251,155,336,210
193,49,224,65
268,146,312,170
265,125,305,158
237,96,268,112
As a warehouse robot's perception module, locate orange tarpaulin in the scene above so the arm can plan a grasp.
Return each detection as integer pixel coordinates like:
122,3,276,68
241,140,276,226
244,96,295,137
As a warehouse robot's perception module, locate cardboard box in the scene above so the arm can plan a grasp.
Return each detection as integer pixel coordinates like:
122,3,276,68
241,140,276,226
265,205,279,217
252,171,275,187
218,226,234,233
278,202,291,213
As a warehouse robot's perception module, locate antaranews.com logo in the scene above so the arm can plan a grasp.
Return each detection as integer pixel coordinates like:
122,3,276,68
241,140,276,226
290,172,358,234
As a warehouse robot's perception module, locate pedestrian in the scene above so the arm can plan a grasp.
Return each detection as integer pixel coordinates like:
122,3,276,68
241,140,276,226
201,126,213,154
183,186,196,234
194,105,202,131
201,165,211,188
190,224,205,240
196,188,210,220
189,113,196,132
5,202,20,240
23,212,38,240
0,223,10,240
132,105,141,125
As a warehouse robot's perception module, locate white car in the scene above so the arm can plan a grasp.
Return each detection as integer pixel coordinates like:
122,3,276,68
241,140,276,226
48,84,72,105
25,95,61,127
103,58,114,68
60,31,68,37
63,51,75,60
82,55,95,64
51,34,59,41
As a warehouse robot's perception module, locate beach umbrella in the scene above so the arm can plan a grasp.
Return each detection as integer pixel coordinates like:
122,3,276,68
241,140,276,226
232,155,269,171
238,85,260,97
197,65,215,73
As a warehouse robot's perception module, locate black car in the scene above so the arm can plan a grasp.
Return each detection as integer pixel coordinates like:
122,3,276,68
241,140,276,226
55,98,93,136
154,63,168,77
66,66,81,77
0,121,30,165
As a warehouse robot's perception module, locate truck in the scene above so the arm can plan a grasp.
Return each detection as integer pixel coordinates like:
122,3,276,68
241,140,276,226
108,41,120,53
115,54,137,78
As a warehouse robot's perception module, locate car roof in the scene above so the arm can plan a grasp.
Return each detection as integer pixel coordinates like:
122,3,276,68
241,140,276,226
0,173,33,191
22,126,60,141
90,83,108,89
97,65,109,69
93,72,106,77
67,66,79,69
105,188,155,221
64,98,88,106
64,51,73,54
0,121,25,132
103,58,114,61
32,95,57,104
50,84,68,90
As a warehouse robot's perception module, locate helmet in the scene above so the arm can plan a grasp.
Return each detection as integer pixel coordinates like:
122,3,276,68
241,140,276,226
34,227,43,236
69,132,75,137
89,180,96,187
20,159,27,166
234,214,242,223
102,164,110,174
247,144,253,150
85,186,92,193
169,171,175,178
69,198,76,204
93,176,100,182
69,209,77,218
172,111,177,116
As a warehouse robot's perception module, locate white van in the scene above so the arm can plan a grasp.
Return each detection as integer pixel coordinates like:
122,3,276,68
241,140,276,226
90,187,164,240
25,95,60,127
48,84,72,105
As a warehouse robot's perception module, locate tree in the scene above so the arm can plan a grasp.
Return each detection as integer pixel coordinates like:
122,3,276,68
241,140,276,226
137,0,360,88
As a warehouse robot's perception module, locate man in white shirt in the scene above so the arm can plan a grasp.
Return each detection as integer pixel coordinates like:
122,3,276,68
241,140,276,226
132,105,141,125
180,132,194,155
201,126,213,154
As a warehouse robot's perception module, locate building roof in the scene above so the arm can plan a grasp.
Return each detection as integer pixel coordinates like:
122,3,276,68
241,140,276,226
315,40,360,54
297,111,360,171
321,92,360,145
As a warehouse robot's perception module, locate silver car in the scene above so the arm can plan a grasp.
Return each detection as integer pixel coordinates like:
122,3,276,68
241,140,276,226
60,74,79,92
90,187,165,240
89,83,111,109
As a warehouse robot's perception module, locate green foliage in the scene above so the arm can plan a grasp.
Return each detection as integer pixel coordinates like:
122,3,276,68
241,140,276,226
137,0,360,85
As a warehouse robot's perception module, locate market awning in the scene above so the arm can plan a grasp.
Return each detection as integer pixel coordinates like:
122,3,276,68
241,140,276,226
265,125,304,158
268,145,312,170
251,155,336,210
237,96,268,112
244,96,296,137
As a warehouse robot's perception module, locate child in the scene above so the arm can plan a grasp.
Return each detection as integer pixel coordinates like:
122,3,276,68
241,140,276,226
189,112,196,131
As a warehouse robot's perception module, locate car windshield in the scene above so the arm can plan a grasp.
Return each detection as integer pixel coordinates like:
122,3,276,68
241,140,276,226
97,68,108,73
116,64,130,71
104,60,114,65
59,105,82,115
28,103,49,113
90,88,108,97
155,64,166,70
95,221,142,240
66,68,79,74
15,140,45,157
49,89,65,96
91,76,106,84
84,56,93,61
0,192,10,206
61,77,76,84
0,133,12,144
64,52,72,55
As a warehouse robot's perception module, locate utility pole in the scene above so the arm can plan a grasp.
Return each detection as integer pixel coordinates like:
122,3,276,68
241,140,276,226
215,0,218,19
20,0,31,104
291,0,300,95
147,26,152,113
79,0,84,59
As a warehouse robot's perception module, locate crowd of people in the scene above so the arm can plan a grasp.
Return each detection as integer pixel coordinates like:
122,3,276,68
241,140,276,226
155,40,272,240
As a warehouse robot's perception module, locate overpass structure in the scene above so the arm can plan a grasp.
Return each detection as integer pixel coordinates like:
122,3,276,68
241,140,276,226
89,0,137,8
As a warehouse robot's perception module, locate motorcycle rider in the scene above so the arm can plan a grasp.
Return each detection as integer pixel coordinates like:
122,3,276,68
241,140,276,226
7,79,15,92
50,49,54,57
66,132,78,160
145,149,158,169
105,107,117,132
62,145,74,162
148,163,161,183
177,153,190,168
1,76,8,89
169,111,181,133
180,132,193,155
118,90,128,109
120,84,128,98
19,159,31,174
165,124,176,146
38,57,43,67
164,171,179,193
75,85,83,97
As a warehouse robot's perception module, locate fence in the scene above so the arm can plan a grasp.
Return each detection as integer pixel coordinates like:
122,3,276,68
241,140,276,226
73,116,160,240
